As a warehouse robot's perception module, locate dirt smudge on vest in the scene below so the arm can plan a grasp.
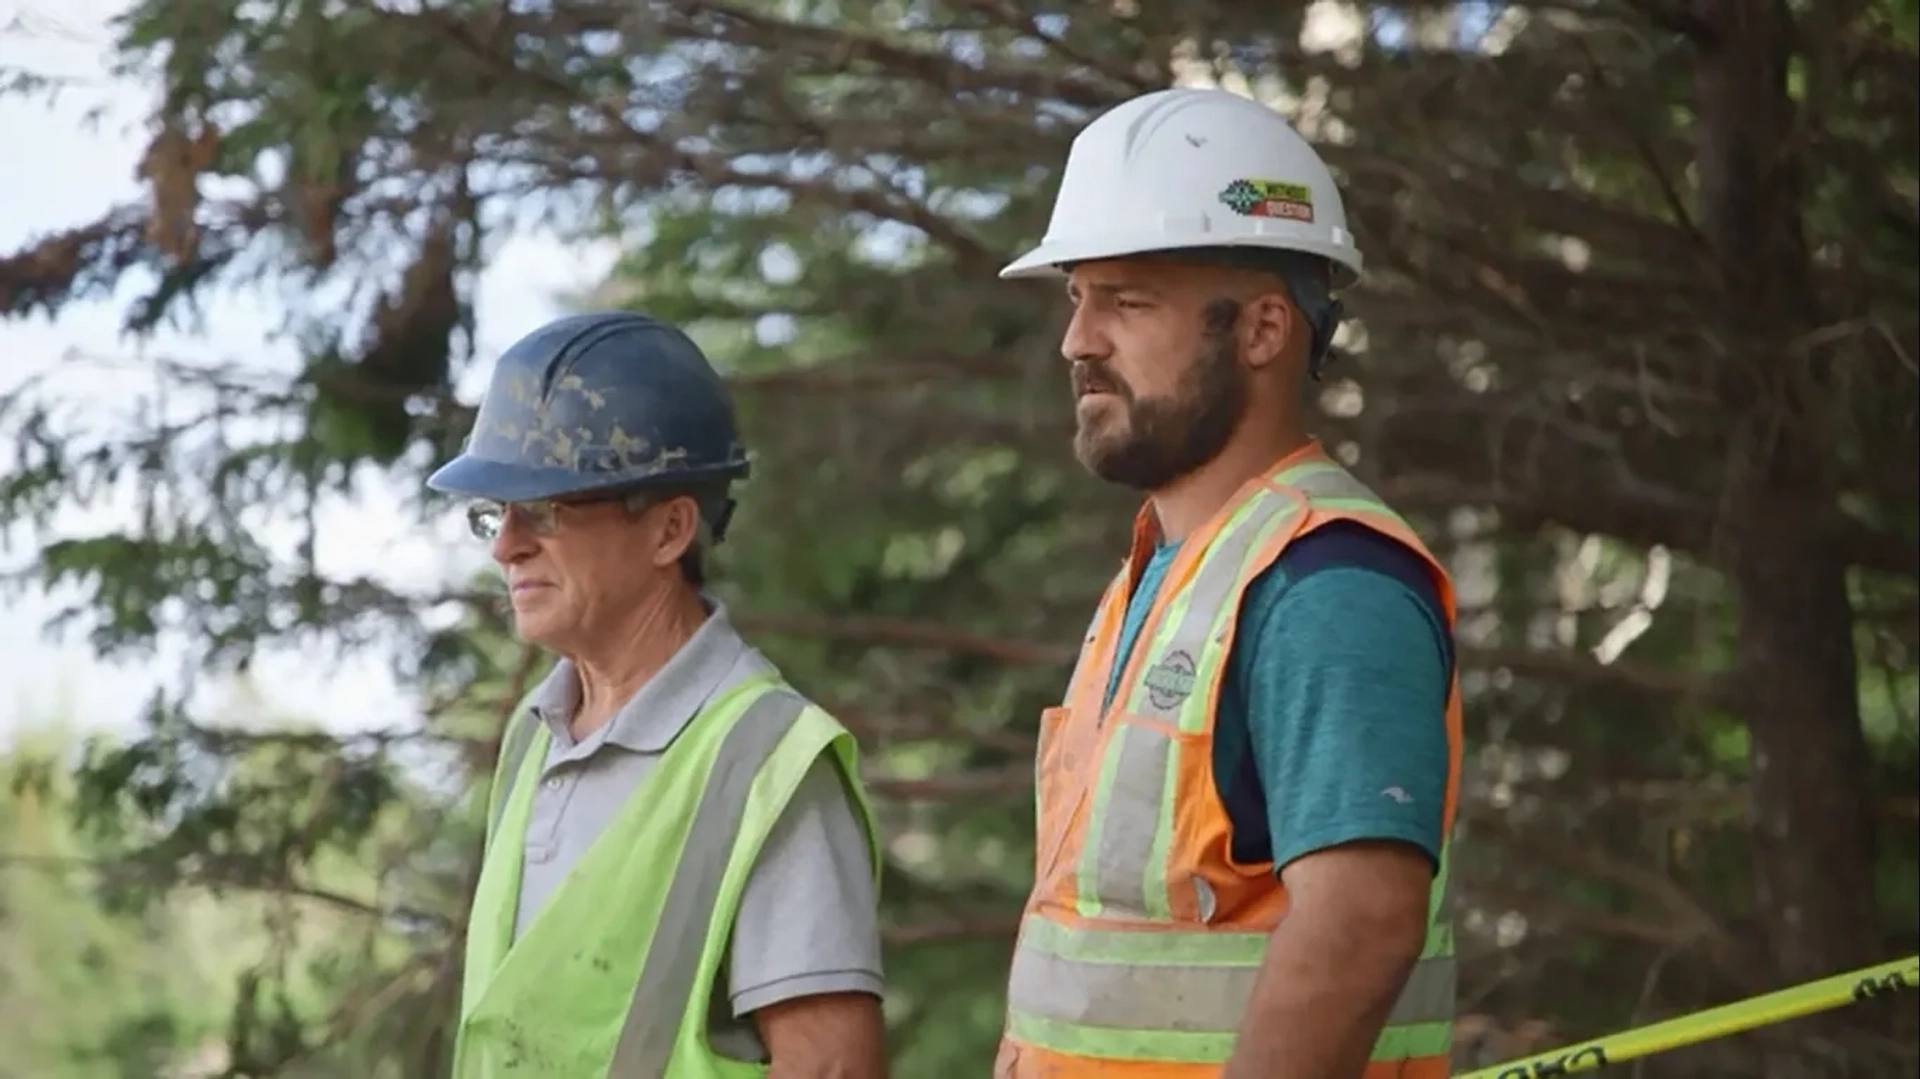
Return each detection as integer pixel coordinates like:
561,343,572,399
491,1022,555,1073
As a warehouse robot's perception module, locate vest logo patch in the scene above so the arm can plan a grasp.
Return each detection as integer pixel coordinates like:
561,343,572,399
1144,649,1197,710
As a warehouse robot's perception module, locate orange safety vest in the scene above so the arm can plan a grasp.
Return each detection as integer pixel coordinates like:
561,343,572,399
995,443,1462,1079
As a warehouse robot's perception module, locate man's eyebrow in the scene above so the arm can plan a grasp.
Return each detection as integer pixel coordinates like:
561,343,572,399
1067,280,1163,300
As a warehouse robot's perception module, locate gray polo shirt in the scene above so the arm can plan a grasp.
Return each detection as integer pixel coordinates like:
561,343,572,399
510,600,883,1062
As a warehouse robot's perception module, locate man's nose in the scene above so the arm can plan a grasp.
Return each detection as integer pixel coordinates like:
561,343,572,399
1060,305,1110,365
490,513,538,565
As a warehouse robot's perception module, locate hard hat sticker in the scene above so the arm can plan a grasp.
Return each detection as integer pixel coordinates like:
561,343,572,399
1218,179,1315,223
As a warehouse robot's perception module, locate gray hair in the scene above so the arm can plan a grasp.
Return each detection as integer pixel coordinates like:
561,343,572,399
621,485,731,586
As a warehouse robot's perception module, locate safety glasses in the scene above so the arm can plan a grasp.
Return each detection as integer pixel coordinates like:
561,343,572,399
464,491,656,541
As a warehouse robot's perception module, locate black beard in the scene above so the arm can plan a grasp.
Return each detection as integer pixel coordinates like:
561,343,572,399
1072,300,1249,491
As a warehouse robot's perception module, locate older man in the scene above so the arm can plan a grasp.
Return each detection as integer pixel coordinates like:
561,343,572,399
992,88,1462,1078
433,311,888,1078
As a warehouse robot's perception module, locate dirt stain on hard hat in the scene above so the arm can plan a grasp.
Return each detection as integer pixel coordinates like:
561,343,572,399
605,426,650,460
553,373,609,411
472,373,700,475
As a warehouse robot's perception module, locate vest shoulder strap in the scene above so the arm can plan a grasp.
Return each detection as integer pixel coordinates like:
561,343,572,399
1279,457,1387,505
607,684,810,1077
485,696,546,849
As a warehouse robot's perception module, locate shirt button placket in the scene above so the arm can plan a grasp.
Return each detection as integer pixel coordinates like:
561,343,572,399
526,769,574,864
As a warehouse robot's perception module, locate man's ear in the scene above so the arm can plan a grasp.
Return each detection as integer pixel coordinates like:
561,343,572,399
648,495,703,571
1240,290,1297,371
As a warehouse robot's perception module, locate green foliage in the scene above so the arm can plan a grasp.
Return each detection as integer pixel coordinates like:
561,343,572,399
2,696,482,1077
1,720,228,1077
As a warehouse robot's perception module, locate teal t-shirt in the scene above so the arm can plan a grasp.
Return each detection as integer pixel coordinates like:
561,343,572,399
1102,521,1454,872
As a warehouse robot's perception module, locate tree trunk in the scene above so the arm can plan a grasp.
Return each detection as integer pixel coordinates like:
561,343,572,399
1692,0,1882,1072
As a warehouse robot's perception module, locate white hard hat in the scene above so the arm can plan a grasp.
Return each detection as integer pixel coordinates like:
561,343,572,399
1000,87,1363,289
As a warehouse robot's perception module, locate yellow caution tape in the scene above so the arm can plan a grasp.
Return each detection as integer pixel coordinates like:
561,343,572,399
1459,954,1919,1077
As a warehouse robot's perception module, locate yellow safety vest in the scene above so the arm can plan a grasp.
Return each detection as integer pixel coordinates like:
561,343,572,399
453,675,878,1077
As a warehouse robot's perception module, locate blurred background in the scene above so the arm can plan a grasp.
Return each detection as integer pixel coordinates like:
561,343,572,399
1,1,1915,1076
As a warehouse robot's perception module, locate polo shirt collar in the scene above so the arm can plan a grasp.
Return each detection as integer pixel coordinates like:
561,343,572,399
523,597,764,754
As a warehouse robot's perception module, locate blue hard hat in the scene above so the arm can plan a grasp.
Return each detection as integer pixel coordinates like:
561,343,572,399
426,311,751,503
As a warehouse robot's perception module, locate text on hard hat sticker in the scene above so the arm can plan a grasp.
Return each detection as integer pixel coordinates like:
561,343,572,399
1218,179,1315,223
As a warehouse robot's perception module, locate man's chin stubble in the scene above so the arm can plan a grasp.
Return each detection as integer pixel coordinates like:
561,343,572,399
1071,425,1117,476
1076,437,1165,491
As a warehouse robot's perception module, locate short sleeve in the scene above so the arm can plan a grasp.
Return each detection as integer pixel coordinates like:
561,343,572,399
1239,535,1453,874
726,752,885,1016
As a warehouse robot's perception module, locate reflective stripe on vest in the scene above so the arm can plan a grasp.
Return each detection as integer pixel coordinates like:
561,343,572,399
1074,477,1297,920
1006,451,1458,1066
1005,847,1457,1062
608,689,807,1075
487,703,546,844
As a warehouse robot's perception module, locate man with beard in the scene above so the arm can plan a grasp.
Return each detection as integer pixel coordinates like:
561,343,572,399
992,88,1462,1079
